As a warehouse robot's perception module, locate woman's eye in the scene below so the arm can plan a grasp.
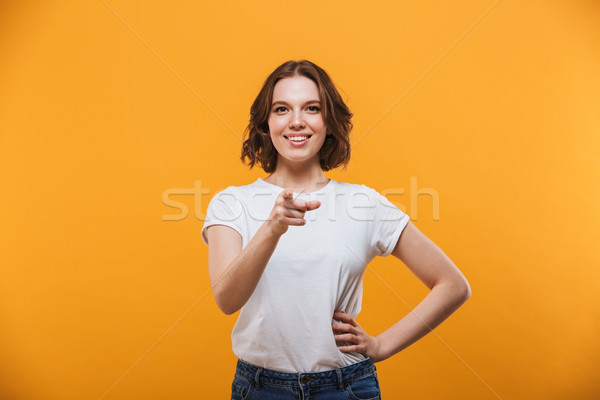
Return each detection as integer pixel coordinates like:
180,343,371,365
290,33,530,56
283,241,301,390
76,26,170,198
273,106,319,113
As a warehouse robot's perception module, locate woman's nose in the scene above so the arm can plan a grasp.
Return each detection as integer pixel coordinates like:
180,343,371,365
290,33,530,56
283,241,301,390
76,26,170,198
289,112,306,129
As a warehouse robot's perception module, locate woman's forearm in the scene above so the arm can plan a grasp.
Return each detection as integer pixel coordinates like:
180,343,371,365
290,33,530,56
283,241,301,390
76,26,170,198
376,281,471,361
212,221,281,315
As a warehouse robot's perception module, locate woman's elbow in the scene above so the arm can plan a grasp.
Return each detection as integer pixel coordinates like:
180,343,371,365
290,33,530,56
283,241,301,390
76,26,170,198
453,272,472,303
213,291,239,316
435,266,472,302
461,279,472,301
218,303,236,316
441,274,471,304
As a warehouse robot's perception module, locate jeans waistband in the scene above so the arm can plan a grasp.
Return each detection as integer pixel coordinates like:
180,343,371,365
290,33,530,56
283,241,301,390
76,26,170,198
235,357,376,390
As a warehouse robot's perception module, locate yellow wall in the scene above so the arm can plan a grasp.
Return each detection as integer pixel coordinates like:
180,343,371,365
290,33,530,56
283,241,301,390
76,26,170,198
1,1,599,399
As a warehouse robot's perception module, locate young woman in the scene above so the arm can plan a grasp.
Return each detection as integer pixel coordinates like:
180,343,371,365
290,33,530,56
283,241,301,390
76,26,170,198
201,59,471,400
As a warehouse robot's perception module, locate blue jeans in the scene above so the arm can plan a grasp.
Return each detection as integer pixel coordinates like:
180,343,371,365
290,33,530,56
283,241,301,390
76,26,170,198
231,357,382,400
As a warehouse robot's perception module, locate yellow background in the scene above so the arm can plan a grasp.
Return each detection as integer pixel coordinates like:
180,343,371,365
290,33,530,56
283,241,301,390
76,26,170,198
1,1,599,399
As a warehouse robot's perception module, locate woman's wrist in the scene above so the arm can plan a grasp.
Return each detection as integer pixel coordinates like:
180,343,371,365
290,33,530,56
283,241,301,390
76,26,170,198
369,335,387,363
263,219,285,239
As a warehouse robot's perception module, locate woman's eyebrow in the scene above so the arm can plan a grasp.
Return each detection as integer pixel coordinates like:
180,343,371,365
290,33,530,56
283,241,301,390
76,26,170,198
271,100,321,106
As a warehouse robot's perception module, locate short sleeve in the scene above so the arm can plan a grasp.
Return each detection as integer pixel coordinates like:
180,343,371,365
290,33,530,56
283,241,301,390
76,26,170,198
370,189,410,257
201,187,245,246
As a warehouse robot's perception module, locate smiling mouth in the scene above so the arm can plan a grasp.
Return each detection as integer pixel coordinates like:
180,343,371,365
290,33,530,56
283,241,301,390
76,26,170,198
284,134,313,143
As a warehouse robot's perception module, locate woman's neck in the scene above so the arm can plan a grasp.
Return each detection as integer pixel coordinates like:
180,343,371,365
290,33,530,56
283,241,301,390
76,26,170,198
263,164,329,193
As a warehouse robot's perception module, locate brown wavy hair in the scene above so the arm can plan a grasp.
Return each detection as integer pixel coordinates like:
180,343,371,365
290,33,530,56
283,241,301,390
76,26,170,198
240,60,353,173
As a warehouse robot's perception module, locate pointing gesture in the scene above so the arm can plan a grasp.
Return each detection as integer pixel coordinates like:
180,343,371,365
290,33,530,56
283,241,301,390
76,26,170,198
267,189,321,236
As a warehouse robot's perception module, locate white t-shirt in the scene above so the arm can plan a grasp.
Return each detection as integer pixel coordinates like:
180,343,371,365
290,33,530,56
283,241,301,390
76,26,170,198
201,177,409,373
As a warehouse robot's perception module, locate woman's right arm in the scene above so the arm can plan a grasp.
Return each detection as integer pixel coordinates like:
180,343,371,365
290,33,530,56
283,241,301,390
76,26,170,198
205,189,320,315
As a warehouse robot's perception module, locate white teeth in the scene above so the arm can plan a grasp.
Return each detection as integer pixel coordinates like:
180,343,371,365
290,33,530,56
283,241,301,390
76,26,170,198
288,136,309,142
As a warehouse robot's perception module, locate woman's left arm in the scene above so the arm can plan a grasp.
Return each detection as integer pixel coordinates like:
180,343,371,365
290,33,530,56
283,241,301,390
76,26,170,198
333,221,471,362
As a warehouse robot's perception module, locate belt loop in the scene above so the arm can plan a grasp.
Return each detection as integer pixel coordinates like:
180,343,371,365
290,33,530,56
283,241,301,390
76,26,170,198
335,368,344,391
254,367,262,389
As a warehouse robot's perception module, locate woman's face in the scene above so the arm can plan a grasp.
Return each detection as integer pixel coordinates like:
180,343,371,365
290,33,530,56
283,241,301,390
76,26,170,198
267,75,327,168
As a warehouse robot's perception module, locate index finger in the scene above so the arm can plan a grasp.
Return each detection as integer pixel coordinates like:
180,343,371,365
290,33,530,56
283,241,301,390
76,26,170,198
282,190,309,211
333,311,356,325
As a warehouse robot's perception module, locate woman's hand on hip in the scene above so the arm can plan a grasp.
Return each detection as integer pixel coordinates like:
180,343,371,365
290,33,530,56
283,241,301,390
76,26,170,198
332,311,383,363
